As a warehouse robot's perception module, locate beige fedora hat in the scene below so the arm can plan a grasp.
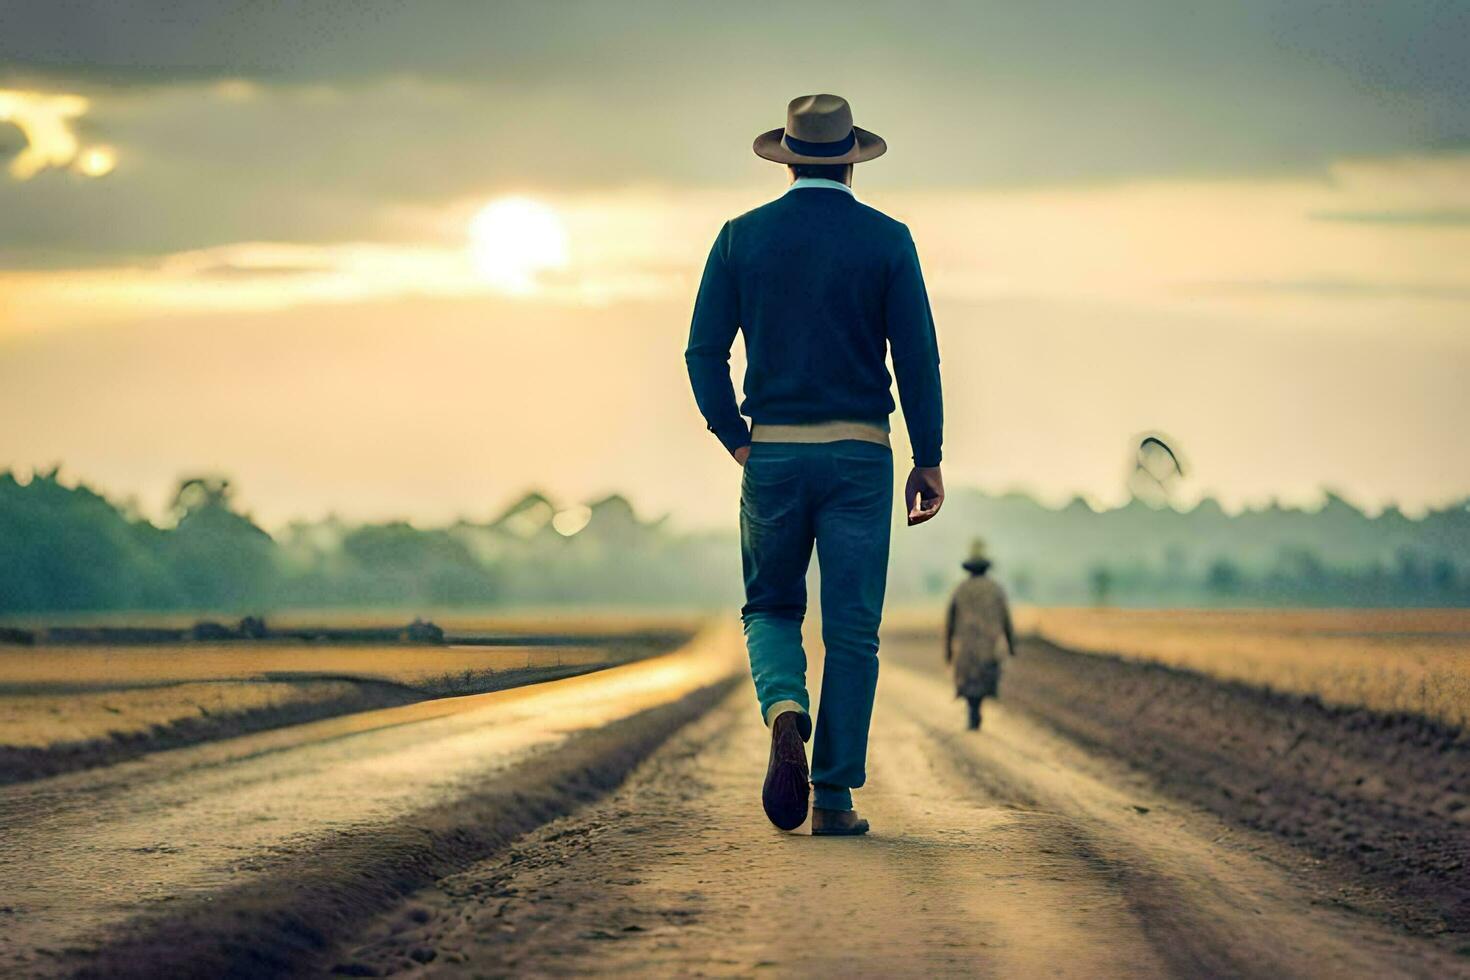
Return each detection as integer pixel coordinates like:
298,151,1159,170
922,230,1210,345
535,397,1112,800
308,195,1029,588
962,537,992,573
753,94,886,166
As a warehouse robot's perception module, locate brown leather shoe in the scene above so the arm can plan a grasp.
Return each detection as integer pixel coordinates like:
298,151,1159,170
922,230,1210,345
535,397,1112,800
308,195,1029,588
762,711,810,831
811,807,870,836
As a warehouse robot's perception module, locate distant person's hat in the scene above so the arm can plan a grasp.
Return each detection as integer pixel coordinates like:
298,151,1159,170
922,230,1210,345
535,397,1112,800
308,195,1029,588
753,94,887,166
962,538,992,574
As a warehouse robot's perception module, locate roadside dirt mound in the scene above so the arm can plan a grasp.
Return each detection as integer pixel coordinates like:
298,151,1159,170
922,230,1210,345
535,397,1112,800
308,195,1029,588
0,664,600,785
1005,639,1470,938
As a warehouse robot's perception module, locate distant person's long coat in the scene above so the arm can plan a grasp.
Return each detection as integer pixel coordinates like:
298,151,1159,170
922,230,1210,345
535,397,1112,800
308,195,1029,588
944,573,1015,698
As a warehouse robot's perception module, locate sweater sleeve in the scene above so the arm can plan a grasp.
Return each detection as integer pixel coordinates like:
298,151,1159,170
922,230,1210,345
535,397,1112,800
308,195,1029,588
885,230,944,467
684,222,751,454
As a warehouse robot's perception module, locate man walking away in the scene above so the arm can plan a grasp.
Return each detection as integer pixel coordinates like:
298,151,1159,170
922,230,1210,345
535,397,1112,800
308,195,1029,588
685,94,945,836
945,539,1015,730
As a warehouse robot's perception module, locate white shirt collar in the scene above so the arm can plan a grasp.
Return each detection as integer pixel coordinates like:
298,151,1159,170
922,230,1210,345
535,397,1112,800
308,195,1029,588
785,177,855,198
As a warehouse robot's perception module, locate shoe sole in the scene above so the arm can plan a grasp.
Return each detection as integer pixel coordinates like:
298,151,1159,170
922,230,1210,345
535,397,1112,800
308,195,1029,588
762,720,809,831
812,820,870,837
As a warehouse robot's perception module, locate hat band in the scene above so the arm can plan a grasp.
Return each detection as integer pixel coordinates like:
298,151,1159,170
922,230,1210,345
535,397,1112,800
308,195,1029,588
782,129,856,157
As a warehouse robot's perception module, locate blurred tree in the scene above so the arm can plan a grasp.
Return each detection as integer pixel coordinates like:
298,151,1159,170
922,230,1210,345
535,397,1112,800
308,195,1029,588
1395,547,1428,594
1205,558,1244,597
164,476,278,610
923,569,949,595
0,469,174,611
340,522,496,606
1429,558,1457,594
1009,567,1034,601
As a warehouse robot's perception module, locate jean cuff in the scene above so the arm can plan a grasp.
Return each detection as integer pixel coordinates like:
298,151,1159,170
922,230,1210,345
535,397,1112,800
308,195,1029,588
763,699,808,728
813,783,852,811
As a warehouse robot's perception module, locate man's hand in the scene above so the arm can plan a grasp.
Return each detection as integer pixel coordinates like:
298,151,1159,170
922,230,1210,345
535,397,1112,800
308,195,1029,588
732,445,750,467
905,465,944,525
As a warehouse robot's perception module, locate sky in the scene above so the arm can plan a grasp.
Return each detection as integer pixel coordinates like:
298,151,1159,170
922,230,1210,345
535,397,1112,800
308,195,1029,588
1,1,1467,529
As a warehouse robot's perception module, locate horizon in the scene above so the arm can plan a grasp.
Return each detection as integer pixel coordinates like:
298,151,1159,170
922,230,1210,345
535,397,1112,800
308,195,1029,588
7,462,1467,537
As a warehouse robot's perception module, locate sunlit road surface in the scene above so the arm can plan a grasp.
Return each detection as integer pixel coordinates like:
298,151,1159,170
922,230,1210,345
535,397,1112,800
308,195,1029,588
0,627,740,973
335,633,1463,979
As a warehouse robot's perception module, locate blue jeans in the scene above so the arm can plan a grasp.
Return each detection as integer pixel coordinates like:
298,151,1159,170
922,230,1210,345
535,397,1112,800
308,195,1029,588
739,440,893,812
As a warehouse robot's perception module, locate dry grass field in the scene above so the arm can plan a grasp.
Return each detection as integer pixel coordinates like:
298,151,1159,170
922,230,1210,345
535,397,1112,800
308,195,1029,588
0,645,611,748
885,606,1470,728
1,678,371,748
0,641,610,691
0,614,699,766
1021,608,1470,728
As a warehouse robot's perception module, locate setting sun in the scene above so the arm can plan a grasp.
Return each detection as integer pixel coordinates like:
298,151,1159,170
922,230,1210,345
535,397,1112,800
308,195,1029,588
468,196,569,295
74,145,116,178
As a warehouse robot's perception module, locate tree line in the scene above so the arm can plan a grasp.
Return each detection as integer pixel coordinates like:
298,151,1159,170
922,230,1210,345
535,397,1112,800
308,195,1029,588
2,468,1467,614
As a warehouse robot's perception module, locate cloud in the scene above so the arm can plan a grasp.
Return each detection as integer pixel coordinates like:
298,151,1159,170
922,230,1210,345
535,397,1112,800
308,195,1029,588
4,160,1469,348
0,88,109,179
0,200,717,336
0,0,1466,272
1310,210,1470,226
0,0,1465,222
159,244,335,281
1303,153,1470,222
1324,154,1470,209
1193,279,1470,302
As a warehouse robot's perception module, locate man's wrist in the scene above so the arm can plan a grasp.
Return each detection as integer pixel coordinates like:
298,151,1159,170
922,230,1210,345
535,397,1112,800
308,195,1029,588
714,424,752,455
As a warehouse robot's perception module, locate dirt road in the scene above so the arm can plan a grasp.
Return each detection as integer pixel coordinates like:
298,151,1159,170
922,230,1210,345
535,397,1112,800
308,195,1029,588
3,626,1464,978
332,634,1463,978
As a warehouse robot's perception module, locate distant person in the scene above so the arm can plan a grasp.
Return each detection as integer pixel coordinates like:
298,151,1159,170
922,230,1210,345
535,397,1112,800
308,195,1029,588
945,539,1015,730
685,94,945,836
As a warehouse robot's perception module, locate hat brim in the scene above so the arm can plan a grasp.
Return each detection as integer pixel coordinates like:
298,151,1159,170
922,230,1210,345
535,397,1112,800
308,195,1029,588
752,125,886,165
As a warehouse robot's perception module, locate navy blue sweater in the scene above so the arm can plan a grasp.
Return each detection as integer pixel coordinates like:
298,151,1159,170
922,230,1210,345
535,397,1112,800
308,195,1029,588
684,186,944,467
